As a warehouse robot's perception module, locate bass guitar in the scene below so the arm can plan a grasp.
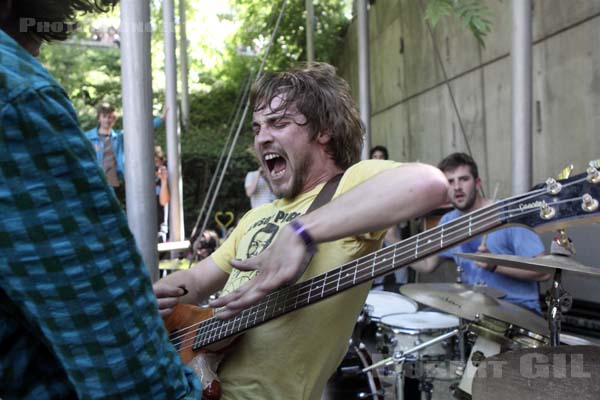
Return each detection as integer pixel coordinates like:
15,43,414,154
164,165,600,400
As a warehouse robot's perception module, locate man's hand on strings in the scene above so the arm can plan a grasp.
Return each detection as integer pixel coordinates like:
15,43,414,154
209,223,311,319
153,282,188,317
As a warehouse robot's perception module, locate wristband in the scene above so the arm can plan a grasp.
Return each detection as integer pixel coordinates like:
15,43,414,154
289,220,318,255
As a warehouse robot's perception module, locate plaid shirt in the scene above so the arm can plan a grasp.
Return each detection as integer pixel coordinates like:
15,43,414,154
0,30,201,399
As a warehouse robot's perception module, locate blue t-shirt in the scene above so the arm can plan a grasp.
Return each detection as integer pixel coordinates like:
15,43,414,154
438,208,545,312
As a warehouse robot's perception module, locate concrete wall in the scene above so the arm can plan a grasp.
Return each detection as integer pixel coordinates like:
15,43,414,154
336,0,600,301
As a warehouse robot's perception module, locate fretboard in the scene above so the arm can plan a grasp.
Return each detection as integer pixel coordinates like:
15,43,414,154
191,198,512,349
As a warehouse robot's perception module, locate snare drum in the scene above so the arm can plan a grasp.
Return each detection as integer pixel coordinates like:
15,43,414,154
364,290,418,321
377,311,460,359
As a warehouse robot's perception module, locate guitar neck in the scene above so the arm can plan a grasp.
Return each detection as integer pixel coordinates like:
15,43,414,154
191,199,511,350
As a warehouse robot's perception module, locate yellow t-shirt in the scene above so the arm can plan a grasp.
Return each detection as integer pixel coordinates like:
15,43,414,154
211,159,399,400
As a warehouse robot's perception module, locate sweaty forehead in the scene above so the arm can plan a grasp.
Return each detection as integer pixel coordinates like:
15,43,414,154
253,97,302,123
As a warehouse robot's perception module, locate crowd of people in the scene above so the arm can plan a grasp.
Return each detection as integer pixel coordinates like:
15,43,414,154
1,1,551,398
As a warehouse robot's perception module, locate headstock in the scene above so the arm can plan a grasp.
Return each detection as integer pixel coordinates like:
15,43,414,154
500,162,600,232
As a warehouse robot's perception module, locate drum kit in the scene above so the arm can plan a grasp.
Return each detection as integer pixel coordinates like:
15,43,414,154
332,247,600,400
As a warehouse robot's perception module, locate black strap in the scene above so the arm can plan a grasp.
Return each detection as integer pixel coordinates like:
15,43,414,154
288,172,344,282
306,173,344,214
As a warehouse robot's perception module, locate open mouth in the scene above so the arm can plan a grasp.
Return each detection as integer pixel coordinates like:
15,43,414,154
264,152,287,179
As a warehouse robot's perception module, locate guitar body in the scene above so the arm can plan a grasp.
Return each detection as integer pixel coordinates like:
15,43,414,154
164,304,234,400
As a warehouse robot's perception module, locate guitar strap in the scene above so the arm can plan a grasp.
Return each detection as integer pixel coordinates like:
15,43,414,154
288,172,344,284
305,172,344,214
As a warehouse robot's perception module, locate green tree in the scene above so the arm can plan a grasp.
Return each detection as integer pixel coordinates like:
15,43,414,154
424,0,492,46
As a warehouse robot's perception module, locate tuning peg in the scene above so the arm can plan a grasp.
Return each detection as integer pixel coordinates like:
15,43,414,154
587,165,600,184
540,202,556,220
582,193,599,212
545,178,562,195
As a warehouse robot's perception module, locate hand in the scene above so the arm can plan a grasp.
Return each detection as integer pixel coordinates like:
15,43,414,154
153,282,188,317
475,242,497,272
209,223,310,319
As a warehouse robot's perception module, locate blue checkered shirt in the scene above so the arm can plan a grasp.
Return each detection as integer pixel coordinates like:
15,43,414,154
0,30,201,399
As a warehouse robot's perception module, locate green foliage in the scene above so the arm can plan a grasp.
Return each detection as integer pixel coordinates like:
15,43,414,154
223,0,350,83
39,42,122,130
176,83,256,236
424,0,492,47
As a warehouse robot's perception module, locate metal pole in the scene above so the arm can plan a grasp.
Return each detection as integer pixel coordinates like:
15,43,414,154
357,0,371,160
511,0,533,194
179,0,190,130
305,0,314,62
120,0,158,280
163,0,184,243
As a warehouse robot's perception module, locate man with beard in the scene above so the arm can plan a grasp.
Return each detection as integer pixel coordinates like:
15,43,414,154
154,63,449,399
0,1,201,398
411,152,550,312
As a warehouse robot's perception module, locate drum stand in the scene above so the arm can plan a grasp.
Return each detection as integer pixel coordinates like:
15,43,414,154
546,231,574,346
363,325,468,399
363,328,462,372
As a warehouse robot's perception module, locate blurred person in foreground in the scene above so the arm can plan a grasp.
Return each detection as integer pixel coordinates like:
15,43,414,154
0,1,201,398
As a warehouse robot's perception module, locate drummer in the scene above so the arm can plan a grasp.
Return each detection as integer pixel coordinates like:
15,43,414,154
411,153,551,313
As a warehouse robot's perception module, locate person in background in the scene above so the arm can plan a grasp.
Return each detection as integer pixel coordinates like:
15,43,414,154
411,152,550,312
369,145,388,160
369,145,409,291
85,103,166,207
153,63,448,399
155,146,170,243
193,230,220,261
0,1,201,398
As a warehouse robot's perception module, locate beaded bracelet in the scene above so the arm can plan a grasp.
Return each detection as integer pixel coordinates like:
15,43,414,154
289,220,318,255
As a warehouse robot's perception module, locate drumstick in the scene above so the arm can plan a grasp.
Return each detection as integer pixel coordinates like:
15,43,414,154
480,182,500,248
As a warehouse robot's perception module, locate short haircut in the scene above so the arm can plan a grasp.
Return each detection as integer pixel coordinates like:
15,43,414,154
96,102,115,119
250,62,364,170
437,152,479,180
369,145,389,160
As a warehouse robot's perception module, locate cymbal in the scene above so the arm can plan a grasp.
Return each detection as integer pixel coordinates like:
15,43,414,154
400,283,548,335
455,253,600,277
472,345,600,400
402,282,506,299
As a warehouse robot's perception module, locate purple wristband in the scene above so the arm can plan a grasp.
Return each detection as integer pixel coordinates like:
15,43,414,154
289,220,317,255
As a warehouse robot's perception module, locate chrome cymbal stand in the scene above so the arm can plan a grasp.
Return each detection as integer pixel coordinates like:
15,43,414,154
363,327,464,373
546,231,574,346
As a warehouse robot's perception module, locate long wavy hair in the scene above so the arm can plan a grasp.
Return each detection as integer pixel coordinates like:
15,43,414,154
1,0,118,42
250,62,364,170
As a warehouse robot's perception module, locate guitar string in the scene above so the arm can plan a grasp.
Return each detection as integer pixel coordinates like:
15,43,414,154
169,193,585,350
167,192,575,349
167,181,585,343
169,181,594,349
167,189,528,342
168,201,533,349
